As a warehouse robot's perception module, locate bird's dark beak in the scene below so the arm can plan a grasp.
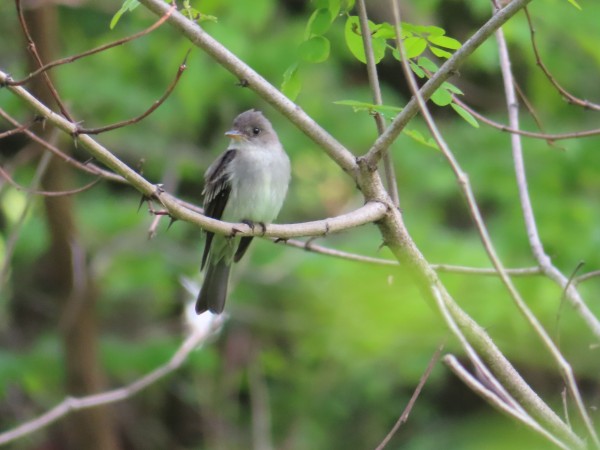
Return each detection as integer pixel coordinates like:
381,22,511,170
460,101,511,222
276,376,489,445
225,129,245,141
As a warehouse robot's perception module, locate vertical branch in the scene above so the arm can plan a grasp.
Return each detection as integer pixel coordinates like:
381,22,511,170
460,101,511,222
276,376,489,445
355,0,400,207
388,1,587,447
496,8,600,338
495,19,600,446
17,3,120,449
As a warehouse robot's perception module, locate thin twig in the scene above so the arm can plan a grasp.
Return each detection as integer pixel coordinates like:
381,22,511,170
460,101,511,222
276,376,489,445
374,343,444,450
356,0,400,208
433,286,574,450
282,237,543,276
15,0,74,121
365,0,535,166
0,165,101,196
452,97,600,141
495,17,599,446
0,152,53,287
0,69,390,239
6,4,176,87
0,108,125,183
0,121,32,139
525,8,600,111
444,356,572,450
574,270,600,285
0,316,225,446
390,2,585,447
76,50,189,135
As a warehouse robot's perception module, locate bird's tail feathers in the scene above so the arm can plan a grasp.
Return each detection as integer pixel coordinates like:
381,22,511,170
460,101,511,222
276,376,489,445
195,260,231,314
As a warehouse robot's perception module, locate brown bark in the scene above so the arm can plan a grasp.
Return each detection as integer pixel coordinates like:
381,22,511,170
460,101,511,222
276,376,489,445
24,3,120,449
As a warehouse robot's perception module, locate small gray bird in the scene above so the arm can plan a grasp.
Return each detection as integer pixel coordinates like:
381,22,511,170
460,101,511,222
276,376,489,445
196,110,291,314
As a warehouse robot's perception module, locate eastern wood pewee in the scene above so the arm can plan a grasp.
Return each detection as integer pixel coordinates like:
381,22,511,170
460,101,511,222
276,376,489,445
196,110,291,314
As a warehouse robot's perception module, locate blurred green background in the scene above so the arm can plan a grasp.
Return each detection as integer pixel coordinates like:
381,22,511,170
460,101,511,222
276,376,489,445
0,0,599,449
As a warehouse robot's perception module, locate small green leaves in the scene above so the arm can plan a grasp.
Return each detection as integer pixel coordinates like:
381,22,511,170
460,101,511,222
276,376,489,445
431,87,453,107
427,35,462,50
565,0,581,9
282,63,302,101
403,129,439,149
300,36,331,63
334,99,402,120
417,56,438,73
403,37,428,59
110,0,140,29
306,8,334,37
451,103,479,128
344,16,386,64
181,0,218,23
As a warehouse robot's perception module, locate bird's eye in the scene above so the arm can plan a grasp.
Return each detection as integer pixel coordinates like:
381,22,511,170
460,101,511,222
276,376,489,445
252,127,261,135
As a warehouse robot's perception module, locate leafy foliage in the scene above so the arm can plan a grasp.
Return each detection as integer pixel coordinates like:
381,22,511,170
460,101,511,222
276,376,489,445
0,0,599,449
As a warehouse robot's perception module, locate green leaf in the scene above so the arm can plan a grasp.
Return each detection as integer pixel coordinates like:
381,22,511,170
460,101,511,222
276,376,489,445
417,56,438,73
403,23,445,37
281,63,302,101
430,46,452,59
372,23,397,40
300,36,331,63
344,16,386,64
409,61,425,78
566,0,582,10
404,37,427,59
110,0,140,29
430,87,452,106
341,0,356,13
334,100,402,120
306,8,333,37
328,0,341,18
427,35,462,50
403,129,439,149
421,25,446,36
442,81,463,95
451,103,479,128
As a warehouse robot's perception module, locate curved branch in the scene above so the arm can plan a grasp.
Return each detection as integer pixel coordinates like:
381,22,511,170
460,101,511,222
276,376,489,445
452,97,600,141
0,315,225,446
7,5,176,87
137,0,358,176
0,69,386,239
365,0,534,166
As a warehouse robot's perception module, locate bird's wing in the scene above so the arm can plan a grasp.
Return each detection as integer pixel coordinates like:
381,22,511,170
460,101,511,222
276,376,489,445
201,149,237,269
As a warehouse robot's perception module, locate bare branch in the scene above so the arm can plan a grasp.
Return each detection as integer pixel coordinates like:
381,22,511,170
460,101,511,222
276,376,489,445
525,8,600,111
0,108,125,183
137,0,358,176
0,152,52,287
444,356,573,450
388,2,585,447
76,50,188,135
6,4,176,87
496,22,600,442
375,343,444,450
0,316,225,446
0,164,101,196
0,69,387,239
452,97,600,141
356,0,400,207
15,0,74,121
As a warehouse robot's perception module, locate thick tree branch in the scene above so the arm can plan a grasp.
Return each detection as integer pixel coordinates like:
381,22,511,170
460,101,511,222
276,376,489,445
138,0,358,176
356,0,400,208
0,69,386,239
387,2,584,447
364,0,534,166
